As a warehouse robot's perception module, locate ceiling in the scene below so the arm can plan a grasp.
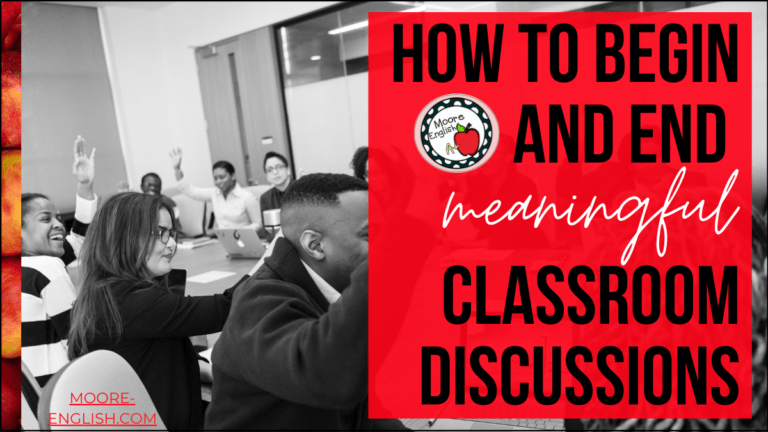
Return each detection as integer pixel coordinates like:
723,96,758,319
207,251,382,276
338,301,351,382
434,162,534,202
42,2,175,11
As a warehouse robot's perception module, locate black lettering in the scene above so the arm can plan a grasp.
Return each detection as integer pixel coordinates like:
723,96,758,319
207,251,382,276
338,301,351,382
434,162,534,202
444,266,471,324
632,265,660,325
551,24,578,82
477,266,501,324
585,105,613,163
549,105,579,163
456,346,465,404
470,346,497,405
708,24,737,82
630,24,655,82
534,346,561,405
644,346,672,405
428,24,456,83
629,346,639,404
501,346,529,405
394,24,422,82
566,346,593,405
422,347,450,404
661,105,691,163
696,105,726,163
711,346,739,405
631,105,656,163
504,267,534,324
596,24,624,82
514,105,545,163
660,24,687,83
666,266,694,324
699,266,737,324
519,24,547,82
601,266,628,324
597,346,624,405
461,24,504,82
568,266,596,324
678,347,707,404
537,265,565,324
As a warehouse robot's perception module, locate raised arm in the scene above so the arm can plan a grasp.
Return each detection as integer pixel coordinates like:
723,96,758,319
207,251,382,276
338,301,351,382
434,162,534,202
170,147,214,202
62,136,98,266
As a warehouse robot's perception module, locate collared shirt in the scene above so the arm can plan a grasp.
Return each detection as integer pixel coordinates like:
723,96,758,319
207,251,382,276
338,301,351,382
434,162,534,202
176,177,260,229
300,260,341,304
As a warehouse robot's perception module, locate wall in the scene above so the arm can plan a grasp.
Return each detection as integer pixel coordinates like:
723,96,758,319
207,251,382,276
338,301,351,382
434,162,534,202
100,2,339,192
21,3,127,213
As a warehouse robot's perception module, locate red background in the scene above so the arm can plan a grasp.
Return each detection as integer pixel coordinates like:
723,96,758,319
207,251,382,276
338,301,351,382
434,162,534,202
369,13,752,419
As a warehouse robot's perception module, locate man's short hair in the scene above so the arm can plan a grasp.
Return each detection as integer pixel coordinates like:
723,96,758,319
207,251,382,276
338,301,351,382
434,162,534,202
282,173,367,211
350,146,368,181
263,151,289,171
141,172,161,185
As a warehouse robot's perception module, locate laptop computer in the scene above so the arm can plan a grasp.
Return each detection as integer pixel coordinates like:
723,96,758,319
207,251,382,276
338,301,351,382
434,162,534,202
213,228,267,259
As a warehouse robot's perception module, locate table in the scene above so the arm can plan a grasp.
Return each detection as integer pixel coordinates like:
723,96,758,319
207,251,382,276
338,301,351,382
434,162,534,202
171,240,259,297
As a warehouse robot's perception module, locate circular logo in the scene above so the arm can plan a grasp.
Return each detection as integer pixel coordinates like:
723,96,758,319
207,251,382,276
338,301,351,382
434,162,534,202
414,94,500,173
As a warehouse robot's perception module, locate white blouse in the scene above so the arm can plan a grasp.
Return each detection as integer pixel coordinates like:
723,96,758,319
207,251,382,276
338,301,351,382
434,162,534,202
176,177,260,230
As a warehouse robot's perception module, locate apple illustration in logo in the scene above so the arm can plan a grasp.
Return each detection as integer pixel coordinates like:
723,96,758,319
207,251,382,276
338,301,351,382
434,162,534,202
233,230,246,248
454,123,480,156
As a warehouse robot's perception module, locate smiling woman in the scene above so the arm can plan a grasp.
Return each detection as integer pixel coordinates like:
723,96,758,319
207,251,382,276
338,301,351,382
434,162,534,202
66,192,246,430
170,147,262,231
19,136,98,389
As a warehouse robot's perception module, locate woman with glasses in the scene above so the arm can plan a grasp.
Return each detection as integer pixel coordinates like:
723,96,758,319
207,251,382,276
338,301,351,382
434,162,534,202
169,147,262,231
259,151,292,227
67,192,241,430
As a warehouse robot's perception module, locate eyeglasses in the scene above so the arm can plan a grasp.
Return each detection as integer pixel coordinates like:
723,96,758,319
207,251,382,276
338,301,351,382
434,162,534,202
154,227,178,244
266,164,287,174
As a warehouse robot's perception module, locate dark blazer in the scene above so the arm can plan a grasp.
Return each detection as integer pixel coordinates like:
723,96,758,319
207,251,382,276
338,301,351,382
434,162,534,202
205,237,408,430
89,276,245,430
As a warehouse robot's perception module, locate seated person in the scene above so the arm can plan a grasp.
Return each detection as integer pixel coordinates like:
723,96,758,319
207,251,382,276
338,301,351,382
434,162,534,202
259,151,291,227
350,146,368,181
119,173,183,235
21,136,97,387
169,147,261,230
67,192,246,430
205,174,407,430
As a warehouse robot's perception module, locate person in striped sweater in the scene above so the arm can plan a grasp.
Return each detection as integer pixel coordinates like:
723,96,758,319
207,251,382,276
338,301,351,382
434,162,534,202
20,136,97,387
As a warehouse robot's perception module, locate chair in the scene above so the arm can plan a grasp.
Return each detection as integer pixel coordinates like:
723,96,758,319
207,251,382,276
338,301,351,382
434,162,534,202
170,194,207,238
244,184,272,202
21,360,42,431
38,350,166,430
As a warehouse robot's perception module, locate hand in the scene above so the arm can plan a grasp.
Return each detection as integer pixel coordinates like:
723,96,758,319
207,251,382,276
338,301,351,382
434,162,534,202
170,148,182,170
117,180,131,193
72,135,95,185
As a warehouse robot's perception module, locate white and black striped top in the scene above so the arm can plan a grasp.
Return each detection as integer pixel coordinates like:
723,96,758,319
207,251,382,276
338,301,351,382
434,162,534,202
21,195,95,387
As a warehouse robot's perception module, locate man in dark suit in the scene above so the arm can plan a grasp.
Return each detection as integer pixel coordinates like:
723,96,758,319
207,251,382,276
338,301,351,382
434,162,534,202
206,173,408,430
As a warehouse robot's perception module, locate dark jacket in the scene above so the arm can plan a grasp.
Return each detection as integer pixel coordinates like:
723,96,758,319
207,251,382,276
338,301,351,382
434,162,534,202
89,277,245,430
205,237,408,430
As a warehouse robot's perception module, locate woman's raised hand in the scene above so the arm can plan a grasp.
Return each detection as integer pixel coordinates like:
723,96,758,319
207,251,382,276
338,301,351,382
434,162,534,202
73,135,95,185
170,148,183,170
